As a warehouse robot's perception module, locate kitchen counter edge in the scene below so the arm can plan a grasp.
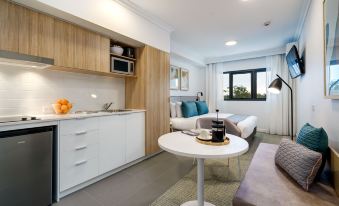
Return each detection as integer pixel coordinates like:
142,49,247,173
0,109,146,131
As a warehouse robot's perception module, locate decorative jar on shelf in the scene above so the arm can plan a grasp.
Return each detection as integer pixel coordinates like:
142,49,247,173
111,45,124,55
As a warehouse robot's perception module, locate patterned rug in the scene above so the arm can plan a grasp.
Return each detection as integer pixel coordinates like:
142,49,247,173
151,132,285,206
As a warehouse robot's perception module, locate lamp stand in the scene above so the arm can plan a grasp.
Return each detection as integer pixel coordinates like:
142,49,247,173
276,74,293,140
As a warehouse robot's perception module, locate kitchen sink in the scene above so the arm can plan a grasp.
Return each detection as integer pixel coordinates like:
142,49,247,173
104,109,134,113
74,110,101,114
74,109,133,114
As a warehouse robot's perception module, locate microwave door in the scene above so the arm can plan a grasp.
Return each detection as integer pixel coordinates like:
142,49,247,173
112,59,129,73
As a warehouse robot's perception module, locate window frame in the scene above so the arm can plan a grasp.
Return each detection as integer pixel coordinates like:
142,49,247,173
223,68,267,101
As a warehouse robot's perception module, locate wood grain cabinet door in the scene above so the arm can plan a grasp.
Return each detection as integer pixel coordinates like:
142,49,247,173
0,0,19,52
37,14,54,58
0,1,54,58
74,26,103,72
99,36,110,73
18,7,54,58
126,46,170,155
85,31,101,71
54,19,75,68
145,46,170,154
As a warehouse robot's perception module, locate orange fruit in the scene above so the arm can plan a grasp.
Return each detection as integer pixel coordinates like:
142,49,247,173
54,103,61,110
57,99,63,104
60,99,69,105
61,105,68,112
67,103,72,109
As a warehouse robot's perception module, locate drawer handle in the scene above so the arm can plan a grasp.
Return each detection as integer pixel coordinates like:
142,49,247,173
75,131,87,135
75,160,87,166
75,145,88,151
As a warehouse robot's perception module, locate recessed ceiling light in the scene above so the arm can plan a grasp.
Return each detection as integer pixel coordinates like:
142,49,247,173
225,41,237,46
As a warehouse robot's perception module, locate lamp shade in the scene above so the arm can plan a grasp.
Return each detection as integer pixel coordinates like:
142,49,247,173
268,78,282,94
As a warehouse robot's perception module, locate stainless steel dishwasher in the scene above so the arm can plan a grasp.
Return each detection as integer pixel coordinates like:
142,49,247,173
0,126,53,206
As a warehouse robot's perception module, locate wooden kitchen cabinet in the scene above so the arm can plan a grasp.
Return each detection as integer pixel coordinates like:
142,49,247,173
0,0,128,77
0,0,54,58
37,14,55,58
74,26,101,71
59,23,110,73
18,7,54,58
99,36,111,73
54,19,75,68
125,46,170,155
0,0,19,52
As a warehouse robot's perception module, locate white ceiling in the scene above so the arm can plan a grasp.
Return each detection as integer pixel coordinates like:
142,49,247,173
126,0,310,62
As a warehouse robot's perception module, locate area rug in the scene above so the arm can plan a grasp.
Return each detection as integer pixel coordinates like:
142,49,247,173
151,133,284,206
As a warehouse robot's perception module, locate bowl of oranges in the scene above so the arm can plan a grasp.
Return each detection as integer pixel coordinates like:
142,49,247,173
52,98,73,115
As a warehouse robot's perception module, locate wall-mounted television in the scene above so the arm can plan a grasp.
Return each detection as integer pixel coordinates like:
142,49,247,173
286,45,304,79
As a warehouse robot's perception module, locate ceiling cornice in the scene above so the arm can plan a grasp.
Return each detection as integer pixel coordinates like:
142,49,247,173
205,46,286,64
294,0,312,41
170,52,206,68
114,0,175,33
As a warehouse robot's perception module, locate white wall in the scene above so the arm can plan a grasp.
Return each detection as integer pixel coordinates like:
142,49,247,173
171,41,205,66
216,57,269,132
0,66,125,116
297,0,339,151
170,54,205,98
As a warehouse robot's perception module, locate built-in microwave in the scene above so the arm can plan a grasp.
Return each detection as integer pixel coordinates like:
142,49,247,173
111,56,134,75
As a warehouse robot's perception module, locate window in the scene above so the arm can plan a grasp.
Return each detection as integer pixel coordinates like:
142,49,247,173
223,68,267,101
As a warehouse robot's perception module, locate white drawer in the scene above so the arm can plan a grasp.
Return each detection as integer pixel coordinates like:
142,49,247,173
59,118,99,136
60,156,99,191
60,142,99,164
60,130,99,152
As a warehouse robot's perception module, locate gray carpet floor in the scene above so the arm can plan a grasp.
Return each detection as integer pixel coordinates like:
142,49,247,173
151,132,285,206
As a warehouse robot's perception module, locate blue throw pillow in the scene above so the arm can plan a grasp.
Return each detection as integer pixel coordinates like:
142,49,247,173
296,123,328,176
296,123,328,155
181,101,198,118
195,101,209,115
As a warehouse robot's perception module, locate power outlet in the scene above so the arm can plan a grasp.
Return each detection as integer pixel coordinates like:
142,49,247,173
311,105,316,112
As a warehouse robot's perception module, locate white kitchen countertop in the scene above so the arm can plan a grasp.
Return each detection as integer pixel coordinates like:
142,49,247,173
0,109,146,131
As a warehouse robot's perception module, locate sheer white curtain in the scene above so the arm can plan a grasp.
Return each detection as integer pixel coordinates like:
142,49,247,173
266,54,293,136
205,63,223,112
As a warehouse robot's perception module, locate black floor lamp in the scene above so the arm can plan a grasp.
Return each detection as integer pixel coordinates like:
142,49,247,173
268,74,294,140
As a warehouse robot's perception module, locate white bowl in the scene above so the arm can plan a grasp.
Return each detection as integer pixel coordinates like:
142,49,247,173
111,46,124,55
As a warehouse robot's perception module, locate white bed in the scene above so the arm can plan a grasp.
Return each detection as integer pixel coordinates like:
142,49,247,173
171,113,257,139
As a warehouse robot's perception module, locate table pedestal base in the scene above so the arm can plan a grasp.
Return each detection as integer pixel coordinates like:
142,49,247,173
181,200,215,206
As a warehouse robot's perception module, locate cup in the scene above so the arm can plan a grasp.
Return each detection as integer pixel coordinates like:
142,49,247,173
199,129,210,139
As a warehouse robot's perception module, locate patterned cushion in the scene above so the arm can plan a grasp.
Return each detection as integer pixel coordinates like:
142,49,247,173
181,101,198,118
275,139,322,191
297,123,328,176
296,123,328,155
195,101,209,115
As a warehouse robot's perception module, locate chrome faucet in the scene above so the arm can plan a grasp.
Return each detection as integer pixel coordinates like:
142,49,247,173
103,102,113,111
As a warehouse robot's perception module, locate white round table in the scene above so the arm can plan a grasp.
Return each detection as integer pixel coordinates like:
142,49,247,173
158,132,249,206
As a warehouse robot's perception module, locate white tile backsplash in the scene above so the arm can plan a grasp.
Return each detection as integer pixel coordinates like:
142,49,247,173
0,65,125,116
